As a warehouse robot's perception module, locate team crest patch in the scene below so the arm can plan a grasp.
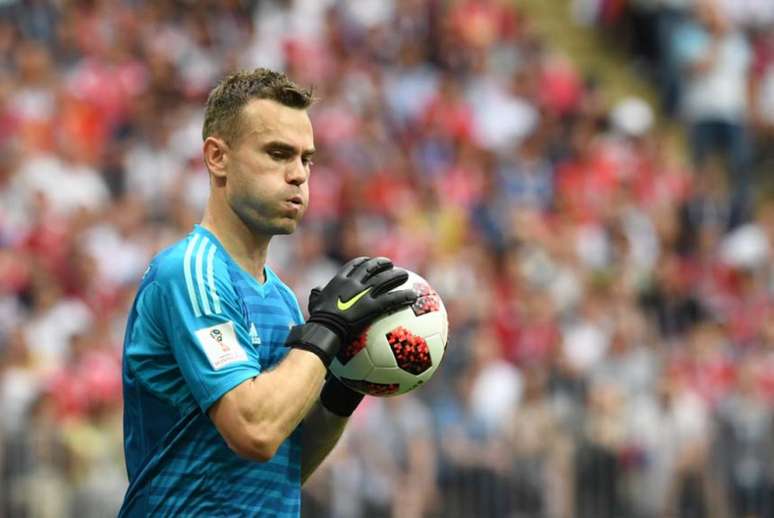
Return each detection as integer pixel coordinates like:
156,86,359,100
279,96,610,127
195,321,247,370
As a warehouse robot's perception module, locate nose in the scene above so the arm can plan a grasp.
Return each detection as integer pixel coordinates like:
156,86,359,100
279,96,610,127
286,157,307,186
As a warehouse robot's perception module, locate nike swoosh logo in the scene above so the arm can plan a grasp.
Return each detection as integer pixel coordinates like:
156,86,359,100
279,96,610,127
337,287,372,311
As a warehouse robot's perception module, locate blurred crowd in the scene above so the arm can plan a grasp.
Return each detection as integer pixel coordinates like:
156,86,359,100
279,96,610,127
0,0,773,517
585,0,774,215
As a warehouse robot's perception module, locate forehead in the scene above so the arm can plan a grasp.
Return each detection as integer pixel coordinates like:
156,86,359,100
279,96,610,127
240,98,314,149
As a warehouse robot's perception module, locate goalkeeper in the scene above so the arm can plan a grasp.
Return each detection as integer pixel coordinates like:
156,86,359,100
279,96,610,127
118,68,416,517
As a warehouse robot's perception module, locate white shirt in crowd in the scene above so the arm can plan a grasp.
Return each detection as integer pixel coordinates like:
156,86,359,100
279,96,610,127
15,154,110,216
675,22,752,123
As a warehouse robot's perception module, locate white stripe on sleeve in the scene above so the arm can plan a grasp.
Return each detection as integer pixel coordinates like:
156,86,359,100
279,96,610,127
196,237,212,316
206,244,222,314
183,234,202,318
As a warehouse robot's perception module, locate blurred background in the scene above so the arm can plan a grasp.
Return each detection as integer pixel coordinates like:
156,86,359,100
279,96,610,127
1,0,773,517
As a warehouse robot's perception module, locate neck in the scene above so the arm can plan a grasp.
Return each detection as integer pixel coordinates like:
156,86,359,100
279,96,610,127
200,198,270,282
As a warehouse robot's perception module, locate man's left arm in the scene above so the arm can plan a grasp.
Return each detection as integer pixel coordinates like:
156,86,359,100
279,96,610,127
295,256,416,482
301,376,364,484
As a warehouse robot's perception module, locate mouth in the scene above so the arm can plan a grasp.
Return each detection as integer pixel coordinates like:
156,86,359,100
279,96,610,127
281,195,305,216
287,195,304,207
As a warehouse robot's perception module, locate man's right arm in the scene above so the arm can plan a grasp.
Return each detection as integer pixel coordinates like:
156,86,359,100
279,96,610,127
207,257,416,462
208,348,326,462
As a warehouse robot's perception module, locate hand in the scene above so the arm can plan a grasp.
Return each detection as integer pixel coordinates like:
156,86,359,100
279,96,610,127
309,256,415,342
287,257,417,367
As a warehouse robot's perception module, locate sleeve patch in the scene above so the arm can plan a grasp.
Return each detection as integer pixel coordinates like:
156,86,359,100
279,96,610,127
194,321,248,370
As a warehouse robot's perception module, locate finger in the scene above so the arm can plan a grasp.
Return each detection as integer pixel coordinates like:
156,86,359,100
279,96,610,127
361,256,394,282
349,256,392,282
377,288,419,314
368,268,408,296
340,256,370,278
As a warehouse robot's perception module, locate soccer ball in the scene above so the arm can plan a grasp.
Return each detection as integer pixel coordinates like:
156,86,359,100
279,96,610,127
329,270,448,397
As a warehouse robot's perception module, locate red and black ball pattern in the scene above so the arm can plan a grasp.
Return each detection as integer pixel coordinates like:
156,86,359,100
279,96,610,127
411,282,441,316
337,326,369,365
341,378,400,396
387,326,432,374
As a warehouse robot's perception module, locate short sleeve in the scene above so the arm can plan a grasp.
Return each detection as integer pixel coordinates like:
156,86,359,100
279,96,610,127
152,252,262,412
673,24,706,68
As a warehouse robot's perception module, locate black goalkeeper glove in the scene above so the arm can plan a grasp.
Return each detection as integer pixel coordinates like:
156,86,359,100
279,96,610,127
286,256,417,368
320,373,364,417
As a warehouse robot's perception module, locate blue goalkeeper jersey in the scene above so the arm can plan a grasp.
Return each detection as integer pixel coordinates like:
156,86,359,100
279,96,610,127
119,224,305,517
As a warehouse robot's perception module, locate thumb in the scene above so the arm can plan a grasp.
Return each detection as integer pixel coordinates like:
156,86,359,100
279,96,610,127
308,286,322,312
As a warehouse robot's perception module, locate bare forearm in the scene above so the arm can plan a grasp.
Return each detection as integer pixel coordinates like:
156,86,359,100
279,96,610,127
260,350,325,436
252,350,328,437
209,349,327,460
300,401,348,484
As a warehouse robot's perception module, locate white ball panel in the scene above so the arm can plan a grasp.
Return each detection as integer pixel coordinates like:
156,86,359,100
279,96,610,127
330,348,374,379
422,333,446,371
366,366,412,384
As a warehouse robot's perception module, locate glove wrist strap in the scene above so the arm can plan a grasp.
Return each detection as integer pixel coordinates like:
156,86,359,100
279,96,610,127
320,375,365,417
286,323,341,367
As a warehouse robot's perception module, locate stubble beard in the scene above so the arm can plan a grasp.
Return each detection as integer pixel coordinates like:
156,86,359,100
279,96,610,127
231,196,300,239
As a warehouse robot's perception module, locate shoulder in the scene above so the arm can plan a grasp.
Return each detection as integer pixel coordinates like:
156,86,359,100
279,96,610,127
147,235,193,287
147,232,237,314
151,233,227,283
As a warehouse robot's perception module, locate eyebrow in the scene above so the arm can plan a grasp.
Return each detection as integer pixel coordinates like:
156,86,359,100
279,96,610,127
264,141,316,157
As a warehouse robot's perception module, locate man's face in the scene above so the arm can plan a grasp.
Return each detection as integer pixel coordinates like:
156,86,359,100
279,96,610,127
224,99,314,237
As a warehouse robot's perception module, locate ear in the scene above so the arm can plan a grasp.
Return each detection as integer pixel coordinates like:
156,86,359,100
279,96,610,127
203,137,229,180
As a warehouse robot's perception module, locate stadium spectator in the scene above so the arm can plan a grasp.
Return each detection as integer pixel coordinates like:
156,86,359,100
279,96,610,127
715,357,774,518
673,0,754,220
0,0,772,516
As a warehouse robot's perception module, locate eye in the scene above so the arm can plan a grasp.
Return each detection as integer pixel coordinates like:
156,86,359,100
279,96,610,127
302,157,314,168
269,150,289,161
